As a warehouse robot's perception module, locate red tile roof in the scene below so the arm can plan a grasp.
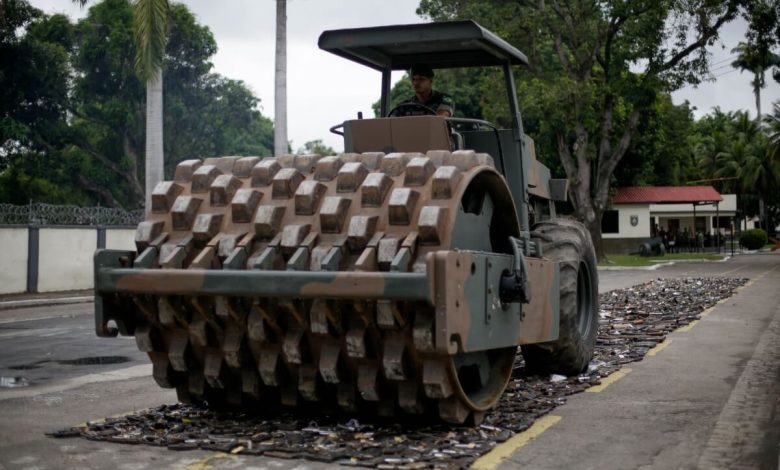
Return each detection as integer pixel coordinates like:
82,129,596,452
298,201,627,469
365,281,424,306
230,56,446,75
612,186,722,204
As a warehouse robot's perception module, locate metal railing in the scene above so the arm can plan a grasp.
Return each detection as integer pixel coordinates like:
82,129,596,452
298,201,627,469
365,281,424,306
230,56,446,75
0,203,143,226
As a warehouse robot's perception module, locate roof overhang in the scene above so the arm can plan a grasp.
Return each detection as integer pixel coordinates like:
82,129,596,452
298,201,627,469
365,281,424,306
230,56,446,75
318,20,528,71
612,186,723,205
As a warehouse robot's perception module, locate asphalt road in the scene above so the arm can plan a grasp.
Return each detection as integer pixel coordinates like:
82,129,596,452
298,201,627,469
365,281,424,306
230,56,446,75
0,253,777,469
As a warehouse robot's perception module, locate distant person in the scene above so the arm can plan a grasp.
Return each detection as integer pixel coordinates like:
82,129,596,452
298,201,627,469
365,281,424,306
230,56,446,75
668,231,677,253
397,64,454,117
659,227,668,251
697,231,704,252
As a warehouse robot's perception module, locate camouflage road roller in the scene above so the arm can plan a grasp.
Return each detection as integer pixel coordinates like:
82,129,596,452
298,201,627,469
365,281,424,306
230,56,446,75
93,21,599,424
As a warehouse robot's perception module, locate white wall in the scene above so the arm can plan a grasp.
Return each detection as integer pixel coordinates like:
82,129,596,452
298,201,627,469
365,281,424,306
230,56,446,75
38,228,98,292
106,228,137,251
0,228,29,295
603,204,651,239
0,227,136,294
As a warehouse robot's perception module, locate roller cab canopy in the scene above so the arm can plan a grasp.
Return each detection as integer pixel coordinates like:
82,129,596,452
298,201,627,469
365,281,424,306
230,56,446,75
317,20,529,71
318,20,536,230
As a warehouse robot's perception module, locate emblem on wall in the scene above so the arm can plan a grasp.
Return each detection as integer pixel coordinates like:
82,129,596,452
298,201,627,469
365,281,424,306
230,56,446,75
630,215,639,227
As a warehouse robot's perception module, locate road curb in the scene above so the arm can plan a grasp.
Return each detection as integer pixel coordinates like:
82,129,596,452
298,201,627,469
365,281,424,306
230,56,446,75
0,296,93,311
598,256,732,271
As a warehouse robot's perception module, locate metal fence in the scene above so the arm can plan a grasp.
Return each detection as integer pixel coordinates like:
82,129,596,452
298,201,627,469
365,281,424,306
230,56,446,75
0,203,143,226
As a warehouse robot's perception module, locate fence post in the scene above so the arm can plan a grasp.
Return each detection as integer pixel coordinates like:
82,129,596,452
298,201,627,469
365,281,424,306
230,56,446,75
97,225,106,249
27,225,39,293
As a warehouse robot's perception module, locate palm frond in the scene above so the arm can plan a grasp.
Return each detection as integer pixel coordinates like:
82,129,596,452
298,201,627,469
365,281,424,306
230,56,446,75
133,0,169,81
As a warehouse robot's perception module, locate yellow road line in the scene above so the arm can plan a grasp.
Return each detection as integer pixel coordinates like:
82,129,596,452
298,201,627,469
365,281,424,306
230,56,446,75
677,319,699,332
175,453,236,470
699,306,717,317
585,368,632,393
471,415,561,470
646,339,672,356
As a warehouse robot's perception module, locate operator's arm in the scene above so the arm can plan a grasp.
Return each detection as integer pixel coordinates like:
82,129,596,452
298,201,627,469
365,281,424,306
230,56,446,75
436,93,455,117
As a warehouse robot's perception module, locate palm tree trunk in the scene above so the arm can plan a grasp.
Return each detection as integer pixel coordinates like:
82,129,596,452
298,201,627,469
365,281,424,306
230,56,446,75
759,196,767,231
274,0,287,156
145,69,164,214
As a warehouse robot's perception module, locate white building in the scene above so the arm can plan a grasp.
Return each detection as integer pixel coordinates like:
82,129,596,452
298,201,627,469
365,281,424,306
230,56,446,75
602,186,737,254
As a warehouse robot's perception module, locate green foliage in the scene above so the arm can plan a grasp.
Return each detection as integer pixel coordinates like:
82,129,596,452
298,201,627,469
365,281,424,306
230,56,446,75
764,101,780,162
297,139,335,157
1,0,274,208
602,253,723,267
1,2,72,164
739,228,768,250
133,0,169,81
416,0,749,259
0,151,89,205
693,108,775,207
616,96,698,186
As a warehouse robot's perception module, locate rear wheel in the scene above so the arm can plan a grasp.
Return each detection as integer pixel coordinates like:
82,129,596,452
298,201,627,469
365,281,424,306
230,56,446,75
522,218,599,375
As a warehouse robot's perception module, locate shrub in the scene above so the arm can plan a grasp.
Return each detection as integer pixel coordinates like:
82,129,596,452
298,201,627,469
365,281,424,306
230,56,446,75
740,228,768,250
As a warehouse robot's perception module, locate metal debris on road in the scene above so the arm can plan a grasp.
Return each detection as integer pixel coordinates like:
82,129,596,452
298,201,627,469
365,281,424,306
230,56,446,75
49,277,746,468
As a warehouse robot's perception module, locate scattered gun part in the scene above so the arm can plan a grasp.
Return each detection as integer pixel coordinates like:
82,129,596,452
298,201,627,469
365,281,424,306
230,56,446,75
57,277,745,468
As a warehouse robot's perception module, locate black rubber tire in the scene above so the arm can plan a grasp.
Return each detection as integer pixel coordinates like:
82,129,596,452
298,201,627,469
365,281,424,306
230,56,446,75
522,218,599,375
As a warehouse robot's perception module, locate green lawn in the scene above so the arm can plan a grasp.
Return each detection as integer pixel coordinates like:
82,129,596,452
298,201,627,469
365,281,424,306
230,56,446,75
601,253,724,267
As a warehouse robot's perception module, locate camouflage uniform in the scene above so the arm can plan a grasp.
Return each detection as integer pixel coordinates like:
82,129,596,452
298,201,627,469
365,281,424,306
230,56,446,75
400,90,455,116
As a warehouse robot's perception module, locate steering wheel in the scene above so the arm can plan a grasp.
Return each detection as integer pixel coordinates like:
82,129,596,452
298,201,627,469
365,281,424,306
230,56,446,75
386,102,437,117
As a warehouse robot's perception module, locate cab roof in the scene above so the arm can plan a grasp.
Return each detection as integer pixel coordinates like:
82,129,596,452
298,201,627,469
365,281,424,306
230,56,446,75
318,20,528,71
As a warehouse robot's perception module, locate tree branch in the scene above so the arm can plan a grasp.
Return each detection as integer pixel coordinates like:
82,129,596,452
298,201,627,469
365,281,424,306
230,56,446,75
76,173,122,208
556,130,578,180
595,106,642,209
598,94,615,167
77,139,145,203
656,6,739,74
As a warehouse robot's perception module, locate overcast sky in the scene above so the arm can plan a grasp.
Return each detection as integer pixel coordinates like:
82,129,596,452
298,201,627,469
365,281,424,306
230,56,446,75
31,0,780,153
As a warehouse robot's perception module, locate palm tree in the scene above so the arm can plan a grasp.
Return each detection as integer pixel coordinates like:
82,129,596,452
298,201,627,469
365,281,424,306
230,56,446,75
764,102,780,153
134,0,169,213
75,0,169,212
274,0,287,156
715,111,777,231
731,42,780,121
759,102,780,230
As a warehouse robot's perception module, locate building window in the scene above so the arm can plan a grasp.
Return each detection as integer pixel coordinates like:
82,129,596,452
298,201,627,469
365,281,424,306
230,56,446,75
602,210,619,234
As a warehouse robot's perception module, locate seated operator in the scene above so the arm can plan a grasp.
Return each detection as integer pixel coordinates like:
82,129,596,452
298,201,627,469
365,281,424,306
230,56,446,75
398,64,455,117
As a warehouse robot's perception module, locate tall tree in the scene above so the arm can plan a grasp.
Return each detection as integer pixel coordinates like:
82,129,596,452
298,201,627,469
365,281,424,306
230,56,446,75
0,2,83,204
694,109,777,231
1,0,274,207
736,0,780,121
765,102,780,155
731,41,780,121
133,0,168,212
74,0,169,211
1,2,71,167
274,0,288,156
418,0,747,259
763,101,780,231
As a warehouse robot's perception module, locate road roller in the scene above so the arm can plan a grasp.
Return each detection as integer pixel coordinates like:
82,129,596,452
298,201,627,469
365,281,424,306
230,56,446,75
93,20,599,424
